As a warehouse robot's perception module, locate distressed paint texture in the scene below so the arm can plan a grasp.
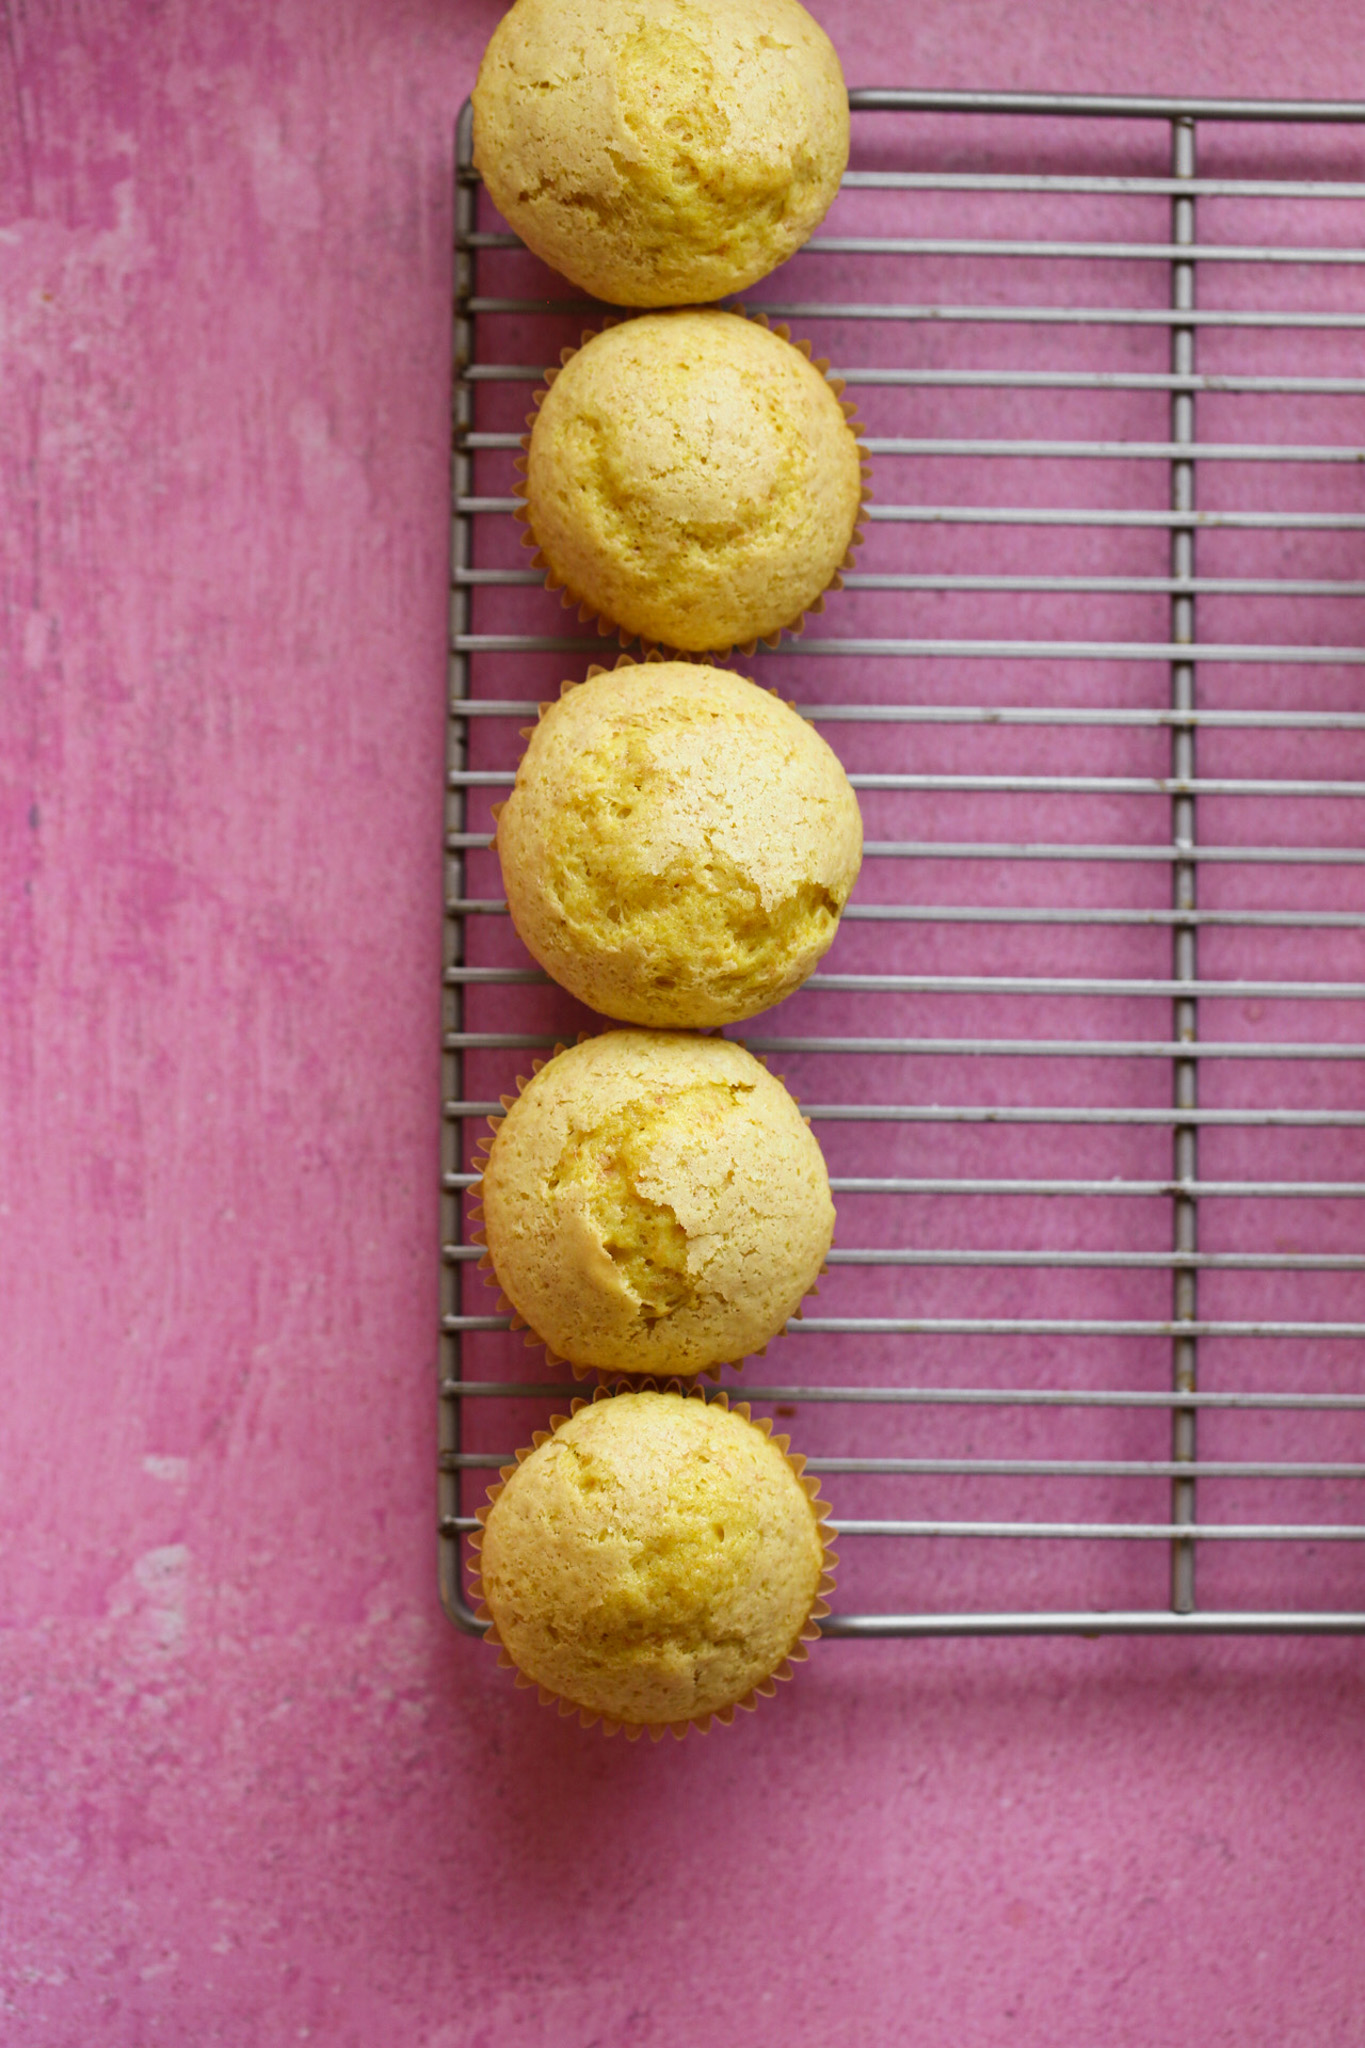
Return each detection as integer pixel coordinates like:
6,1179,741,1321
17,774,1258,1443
2,2,1365,2044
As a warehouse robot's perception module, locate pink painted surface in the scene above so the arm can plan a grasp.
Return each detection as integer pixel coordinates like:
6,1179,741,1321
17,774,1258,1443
2,4,1364,2044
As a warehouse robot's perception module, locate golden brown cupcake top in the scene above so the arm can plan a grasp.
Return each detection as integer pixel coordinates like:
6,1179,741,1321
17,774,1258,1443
477,1390,829,1727
523,310,864,654
496,662,863,1027
478,1030,834,1377
471,0,849,308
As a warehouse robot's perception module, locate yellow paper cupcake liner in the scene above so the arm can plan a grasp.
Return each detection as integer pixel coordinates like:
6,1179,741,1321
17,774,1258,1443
463,1382,839,1742
510,313,874,661
462,1037,830,1385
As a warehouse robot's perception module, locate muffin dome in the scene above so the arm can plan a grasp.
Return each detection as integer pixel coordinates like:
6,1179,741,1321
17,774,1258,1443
476,1390,831,1729
496,663,864,1027
522,310,864,654
471,0,849,308
478,1030,834,1377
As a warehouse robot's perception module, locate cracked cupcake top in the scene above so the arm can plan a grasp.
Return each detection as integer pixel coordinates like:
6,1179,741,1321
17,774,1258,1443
496,662,863,1027
523,310,864,654
478,1390,827,1726
479,1030,834,1376
470,0,848,308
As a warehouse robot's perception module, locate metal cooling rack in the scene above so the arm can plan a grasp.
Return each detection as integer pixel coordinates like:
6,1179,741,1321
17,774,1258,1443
440,89,1365,1639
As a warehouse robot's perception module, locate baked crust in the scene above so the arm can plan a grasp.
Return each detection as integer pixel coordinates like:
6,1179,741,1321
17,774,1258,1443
523,311,863,653
496,663,863,1027
480,1030,834,1376
472,0,848,307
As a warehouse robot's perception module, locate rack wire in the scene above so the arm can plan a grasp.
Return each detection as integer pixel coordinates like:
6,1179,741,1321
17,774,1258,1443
440,89,1365,1639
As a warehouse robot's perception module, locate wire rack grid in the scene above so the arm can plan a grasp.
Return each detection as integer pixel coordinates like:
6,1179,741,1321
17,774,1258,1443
439,88,1365,1640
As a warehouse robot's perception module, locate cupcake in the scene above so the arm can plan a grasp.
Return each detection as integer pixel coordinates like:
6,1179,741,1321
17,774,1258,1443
471,1388,836,1735
474,1030,833,1377
496,661,864,1028
520,310,865,654
471,0,849,309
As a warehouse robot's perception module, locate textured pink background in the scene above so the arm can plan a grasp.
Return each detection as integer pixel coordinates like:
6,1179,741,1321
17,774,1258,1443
3,3,1365,2044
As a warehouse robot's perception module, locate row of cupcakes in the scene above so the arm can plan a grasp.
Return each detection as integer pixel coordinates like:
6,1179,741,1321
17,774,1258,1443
465,0,862,1738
